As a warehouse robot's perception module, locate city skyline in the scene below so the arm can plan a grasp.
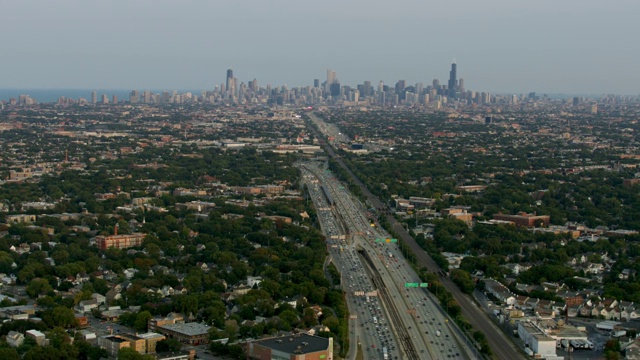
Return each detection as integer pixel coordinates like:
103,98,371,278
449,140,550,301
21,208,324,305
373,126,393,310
1,62,634,106
1,1,639,94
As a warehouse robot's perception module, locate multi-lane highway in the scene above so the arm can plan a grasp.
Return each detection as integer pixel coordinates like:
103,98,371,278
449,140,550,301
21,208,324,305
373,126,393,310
299,161,470,360
299,163,400,359
306,111,526,360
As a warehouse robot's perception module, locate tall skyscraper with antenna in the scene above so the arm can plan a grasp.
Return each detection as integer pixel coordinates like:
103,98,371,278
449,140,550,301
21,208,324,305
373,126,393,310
448,61,457,99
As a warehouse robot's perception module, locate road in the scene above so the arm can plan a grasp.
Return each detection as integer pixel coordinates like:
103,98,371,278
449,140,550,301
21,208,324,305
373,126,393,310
306,112,526,360
300,161,470,359
299,163,399,359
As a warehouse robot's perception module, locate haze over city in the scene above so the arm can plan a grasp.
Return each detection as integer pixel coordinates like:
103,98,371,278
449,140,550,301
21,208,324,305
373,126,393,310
3,2,640,360
2,0,639,94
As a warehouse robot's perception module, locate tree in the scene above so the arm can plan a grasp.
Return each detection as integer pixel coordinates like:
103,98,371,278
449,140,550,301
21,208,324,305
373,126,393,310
0,348,20,360
322,315,340,333
0,251,15,273
134,310,153,332
47,327,71,348
43,306,78,329
117,348,155,360
603,339,621,360
26,278,53,298
155,338,183,353
23,346,66,360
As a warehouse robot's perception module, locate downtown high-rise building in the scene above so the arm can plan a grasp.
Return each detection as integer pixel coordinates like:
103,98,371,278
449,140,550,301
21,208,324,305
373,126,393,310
130,89,139,103
448,62,457,99
326,69,340,97
326,69,337,85
226,69,234,94
91,91,97,104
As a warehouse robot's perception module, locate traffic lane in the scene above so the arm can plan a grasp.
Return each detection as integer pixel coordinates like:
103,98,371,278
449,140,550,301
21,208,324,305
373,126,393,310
387,216,524,360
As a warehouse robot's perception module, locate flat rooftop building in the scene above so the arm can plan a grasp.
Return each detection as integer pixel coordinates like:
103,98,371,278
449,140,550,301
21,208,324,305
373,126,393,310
247,333,333,360
493,212,550,227
155,322,210,345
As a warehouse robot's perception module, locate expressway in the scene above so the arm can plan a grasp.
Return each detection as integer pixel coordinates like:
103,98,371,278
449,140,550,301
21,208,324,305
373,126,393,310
300,161,470,360
306,111,526,360
299,163,400,360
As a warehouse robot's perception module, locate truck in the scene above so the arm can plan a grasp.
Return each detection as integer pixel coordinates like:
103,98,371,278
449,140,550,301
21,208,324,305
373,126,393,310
436,330,441,337
613,330,626,338
383,347,388,360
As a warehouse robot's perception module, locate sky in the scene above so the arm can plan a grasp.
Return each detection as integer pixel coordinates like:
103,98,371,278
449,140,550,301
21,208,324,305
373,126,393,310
1,0,639,94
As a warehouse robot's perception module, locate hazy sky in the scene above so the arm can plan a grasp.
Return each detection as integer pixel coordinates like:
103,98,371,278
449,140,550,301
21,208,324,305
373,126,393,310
1,0,639,94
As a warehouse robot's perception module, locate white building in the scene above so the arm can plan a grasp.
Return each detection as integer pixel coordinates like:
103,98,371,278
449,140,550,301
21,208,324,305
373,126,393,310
517,322,563,360
6,331,24,347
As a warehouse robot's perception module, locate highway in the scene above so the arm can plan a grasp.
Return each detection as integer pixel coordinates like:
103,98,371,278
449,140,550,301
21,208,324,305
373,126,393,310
299,163,400,360
299,161,470,360
306,111,526,360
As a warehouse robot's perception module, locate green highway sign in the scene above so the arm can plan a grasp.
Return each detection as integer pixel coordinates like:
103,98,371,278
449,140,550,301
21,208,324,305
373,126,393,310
420,283,429,288
391,238,398,243
405,283,419,288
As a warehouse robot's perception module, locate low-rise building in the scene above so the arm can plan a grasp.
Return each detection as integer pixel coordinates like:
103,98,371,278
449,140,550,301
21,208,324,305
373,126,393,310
493,212,550,227
155,322,210,345
6,331,24,347
94,233,146,250
517,322,563,360
247,333,333,360
26,329,46,346
136,332,166,354
99,335,131,358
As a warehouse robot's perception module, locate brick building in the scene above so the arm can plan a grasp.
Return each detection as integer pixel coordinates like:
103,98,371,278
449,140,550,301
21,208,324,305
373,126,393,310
493,212,550,227
95,233,146,250
247,333,333,360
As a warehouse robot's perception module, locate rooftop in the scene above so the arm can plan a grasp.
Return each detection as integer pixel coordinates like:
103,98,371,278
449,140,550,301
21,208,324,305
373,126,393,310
104,335,128,343
162,322,210,336
253,333,329,354
136,332,165,339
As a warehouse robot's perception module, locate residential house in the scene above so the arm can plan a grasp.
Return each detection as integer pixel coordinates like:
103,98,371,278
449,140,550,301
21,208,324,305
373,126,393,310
609,307,622,321
247,276,263,288
26,330,46,346
92,293,106,305
78,299,98,313
6,331,24,347
579,305,593,318
586,263,605,275
504,263,530,276
484,279,516,305
620,269,637,280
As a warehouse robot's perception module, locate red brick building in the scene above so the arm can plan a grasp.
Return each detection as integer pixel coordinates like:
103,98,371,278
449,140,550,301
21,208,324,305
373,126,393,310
95,233,146,250
493,212,550,227
247,334,333,360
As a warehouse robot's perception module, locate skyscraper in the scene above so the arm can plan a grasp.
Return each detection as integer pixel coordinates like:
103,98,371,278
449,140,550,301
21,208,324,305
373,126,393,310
91,91,97,104
130,89,139,103
326,69,337,85
448,61,457,99
226,69,234,93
